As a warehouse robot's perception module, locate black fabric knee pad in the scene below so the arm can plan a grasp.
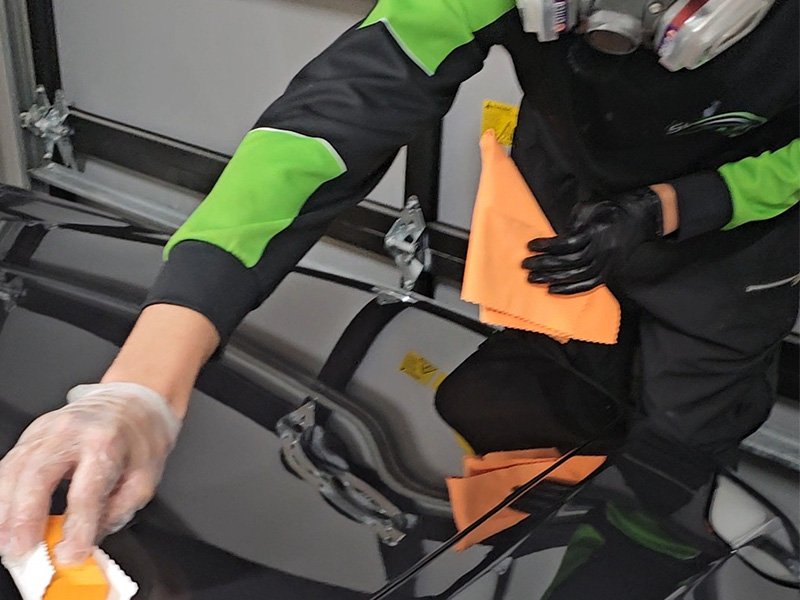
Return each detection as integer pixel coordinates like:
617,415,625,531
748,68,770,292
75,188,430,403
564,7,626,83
435,330,628,455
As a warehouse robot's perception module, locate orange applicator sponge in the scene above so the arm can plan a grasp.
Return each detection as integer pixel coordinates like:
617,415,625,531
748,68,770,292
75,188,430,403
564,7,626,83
43,516,110,600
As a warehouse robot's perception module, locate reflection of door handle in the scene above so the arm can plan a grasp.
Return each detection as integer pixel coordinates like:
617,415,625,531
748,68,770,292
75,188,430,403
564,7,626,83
277,403,416,546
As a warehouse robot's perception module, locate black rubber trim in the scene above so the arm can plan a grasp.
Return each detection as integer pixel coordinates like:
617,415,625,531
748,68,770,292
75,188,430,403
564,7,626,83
317,299,410,392
405,122,444,300
293,266,493,337
59,224,168,246
405,124,442,223
4,224,48,266
777,340,798,400
292,266,377,293
0,183,134,222
26,0,62,94
71,112,229,195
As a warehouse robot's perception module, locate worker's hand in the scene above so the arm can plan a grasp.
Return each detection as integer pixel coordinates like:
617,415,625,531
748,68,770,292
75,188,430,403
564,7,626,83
523,187,665,294
0,382,181,564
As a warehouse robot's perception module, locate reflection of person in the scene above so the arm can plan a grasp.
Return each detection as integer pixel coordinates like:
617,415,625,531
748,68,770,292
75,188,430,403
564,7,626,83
536,426,727,600
0,0,797,568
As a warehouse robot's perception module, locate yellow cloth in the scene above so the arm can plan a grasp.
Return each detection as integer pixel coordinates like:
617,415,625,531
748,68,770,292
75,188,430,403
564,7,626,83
462,131,621,345
446,451,606,550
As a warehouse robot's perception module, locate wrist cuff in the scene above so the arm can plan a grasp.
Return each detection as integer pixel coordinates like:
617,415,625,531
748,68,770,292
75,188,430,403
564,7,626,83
642,187,665,239
669,172,733,240
144,241,261,344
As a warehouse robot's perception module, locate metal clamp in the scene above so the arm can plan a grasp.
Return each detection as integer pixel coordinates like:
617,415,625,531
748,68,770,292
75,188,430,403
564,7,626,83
20,86,77,169
277,402,415,546
384,196,430,291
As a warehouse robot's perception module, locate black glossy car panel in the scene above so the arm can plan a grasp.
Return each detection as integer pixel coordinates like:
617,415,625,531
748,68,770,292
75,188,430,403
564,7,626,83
0,185,796,599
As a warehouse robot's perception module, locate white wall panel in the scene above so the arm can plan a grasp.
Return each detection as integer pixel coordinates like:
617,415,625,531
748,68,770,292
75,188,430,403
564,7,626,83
53,0,522,218
439,47,522,230
52,0,405,208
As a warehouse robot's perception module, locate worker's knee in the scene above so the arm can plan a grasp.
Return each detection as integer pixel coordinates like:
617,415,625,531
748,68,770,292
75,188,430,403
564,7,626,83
434,369,484,444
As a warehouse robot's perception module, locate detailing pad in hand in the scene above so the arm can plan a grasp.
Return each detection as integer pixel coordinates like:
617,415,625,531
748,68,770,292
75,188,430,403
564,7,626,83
462,131,621,344
1,515,138,600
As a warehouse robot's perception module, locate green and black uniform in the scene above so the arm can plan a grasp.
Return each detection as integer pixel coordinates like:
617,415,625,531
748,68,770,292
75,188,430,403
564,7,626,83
147,0,800,456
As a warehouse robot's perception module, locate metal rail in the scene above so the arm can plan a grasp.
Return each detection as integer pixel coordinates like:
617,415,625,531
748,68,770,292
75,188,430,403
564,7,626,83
0,0,28,187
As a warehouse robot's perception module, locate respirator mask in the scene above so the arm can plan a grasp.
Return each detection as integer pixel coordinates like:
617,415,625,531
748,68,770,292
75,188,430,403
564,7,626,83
516,0,776,71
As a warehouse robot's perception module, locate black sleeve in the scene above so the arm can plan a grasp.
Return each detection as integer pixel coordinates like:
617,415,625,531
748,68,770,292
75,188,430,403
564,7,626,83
146,1,516,342
669,171,733,240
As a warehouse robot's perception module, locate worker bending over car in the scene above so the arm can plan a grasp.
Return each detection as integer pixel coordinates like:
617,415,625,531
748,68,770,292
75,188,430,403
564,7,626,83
0,0,796,566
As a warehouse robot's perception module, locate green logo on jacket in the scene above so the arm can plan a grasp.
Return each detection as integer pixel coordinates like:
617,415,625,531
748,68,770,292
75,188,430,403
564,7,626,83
666,111,767,138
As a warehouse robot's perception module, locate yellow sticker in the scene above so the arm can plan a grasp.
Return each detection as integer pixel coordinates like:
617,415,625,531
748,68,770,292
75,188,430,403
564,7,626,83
399,351,448,390
454,432,476,456
481,100,520,146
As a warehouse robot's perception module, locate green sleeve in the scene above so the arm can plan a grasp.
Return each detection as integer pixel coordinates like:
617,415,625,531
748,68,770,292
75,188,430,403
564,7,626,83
719,138,800,229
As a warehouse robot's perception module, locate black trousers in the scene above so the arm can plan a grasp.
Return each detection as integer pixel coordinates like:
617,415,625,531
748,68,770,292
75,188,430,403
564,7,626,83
436,205,799,459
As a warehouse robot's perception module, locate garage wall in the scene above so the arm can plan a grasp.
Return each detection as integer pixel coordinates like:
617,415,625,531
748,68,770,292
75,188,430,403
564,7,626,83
51,0,523,223
51,0,406,208
53,0,371,153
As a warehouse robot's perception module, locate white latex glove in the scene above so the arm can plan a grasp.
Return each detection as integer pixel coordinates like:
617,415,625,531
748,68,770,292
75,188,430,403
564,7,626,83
0,382,181,564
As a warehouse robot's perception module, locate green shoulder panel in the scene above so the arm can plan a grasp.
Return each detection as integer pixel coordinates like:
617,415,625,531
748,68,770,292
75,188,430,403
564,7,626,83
360,0,516,75
165,128,346,268
720,138,800,229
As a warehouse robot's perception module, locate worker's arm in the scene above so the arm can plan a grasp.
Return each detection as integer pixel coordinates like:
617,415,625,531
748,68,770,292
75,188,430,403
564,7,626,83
525,138,800,294
147,0,518,343
0,0,518,564
101,304,220,417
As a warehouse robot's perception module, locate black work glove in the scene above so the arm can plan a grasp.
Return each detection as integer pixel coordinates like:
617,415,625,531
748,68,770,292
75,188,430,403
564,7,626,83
523,188,664,295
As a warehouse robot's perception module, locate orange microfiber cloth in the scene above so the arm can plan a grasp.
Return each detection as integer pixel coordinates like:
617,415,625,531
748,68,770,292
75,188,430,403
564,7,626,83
462,131,621,344
43,516,109,600
446,450,606,550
